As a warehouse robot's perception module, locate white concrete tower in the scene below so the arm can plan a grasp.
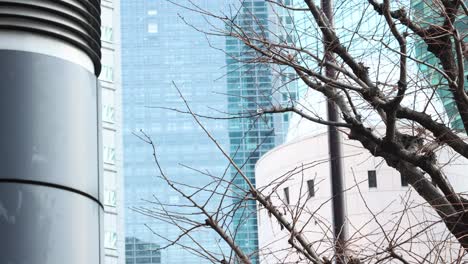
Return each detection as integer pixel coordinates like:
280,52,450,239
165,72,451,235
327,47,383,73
100,0,124,263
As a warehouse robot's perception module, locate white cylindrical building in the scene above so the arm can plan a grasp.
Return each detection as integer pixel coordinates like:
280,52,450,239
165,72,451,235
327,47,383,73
256,129,468,263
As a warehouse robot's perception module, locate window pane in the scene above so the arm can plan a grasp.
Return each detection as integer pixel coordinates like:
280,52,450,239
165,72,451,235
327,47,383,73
103,104,115,123
104,231,117,249
147,23,158,33
104,189,117,207
101,26,113,42
368,170,377,188
100,65,114,82
307,179,315,197
283,187,290,204
103,146,116,164
401,174,408,187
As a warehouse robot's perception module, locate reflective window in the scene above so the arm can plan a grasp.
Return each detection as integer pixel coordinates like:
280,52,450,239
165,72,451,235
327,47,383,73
100,65,114,82
104,146,116,164
125,237,161,264
147,23,158,33
103,104,116,123
102,26,114,43
104,231,117,250
104,189,117,207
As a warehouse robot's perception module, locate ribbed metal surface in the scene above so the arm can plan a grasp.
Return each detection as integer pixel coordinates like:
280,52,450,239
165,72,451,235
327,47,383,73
0,0,101,74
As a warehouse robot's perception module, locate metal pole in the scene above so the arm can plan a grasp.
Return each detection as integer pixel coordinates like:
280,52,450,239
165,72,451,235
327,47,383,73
321,0,347,263
0,1,103,263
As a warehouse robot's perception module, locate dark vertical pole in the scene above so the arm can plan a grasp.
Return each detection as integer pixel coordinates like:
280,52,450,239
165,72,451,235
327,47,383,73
321,0,347,263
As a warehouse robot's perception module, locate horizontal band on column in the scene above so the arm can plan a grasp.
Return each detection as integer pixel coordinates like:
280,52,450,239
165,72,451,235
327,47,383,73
0,0,101,75
0,178,104,209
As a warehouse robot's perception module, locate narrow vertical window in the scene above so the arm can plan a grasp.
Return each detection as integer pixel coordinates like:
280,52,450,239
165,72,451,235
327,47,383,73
401,174,408,187
104,231,117,249
307,179,315,197
283,187,290,204
147,22,158,33
104,189,117,207
368,170,377,188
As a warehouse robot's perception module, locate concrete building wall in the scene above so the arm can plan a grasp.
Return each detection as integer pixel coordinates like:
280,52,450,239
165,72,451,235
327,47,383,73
254,1,466,262
100,0,124,263
256,132,468,263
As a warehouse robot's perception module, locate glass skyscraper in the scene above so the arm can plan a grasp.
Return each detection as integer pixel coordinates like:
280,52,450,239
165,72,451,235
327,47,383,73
122,1,230,263
122,1,297,263
226,1,297,262
412,0,467,131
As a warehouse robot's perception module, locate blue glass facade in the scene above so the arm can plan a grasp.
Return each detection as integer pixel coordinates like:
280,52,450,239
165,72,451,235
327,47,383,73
122,1,297,262
412,0,467,131
226,1,297,262
122,1,230,263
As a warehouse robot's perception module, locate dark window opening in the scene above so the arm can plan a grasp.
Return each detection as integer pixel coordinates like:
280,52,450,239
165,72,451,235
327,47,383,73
401,174,408,187
283,187,290,204
368,170,377,188
307,179,315,197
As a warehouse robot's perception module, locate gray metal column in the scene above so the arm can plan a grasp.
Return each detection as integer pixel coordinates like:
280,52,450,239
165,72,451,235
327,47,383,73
0,1,103,263
321,0,348,263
